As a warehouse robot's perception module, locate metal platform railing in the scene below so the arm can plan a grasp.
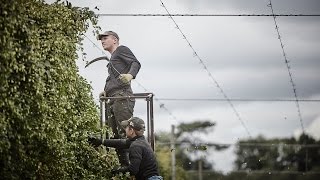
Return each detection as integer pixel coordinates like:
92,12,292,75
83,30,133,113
99,92,155,151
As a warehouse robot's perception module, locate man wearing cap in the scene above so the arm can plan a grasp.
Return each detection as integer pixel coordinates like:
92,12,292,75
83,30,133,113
89,117,163,180
97,31,141,166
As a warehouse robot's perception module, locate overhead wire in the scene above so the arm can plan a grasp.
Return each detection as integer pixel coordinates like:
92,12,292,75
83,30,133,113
157,98,320,102
97,13,320,17
157,141,320,148
268,0,305,134
131,80,179,121
82,34,105,55
159,0,252,138
217,170,320,175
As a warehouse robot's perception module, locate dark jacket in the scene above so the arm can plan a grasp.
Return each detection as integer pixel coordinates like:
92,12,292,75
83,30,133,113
119,136,160,180
104,45,141,96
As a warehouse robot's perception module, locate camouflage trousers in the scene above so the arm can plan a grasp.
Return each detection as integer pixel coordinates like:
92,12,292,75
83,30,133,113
106,89,135,139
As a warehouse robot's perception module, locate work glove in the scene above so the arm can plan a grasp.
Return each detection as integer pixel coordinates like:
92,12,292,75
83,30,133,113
88,136,103,147
99,91,106,97
119,74,133,84
111,167,120,175
111,166,128,175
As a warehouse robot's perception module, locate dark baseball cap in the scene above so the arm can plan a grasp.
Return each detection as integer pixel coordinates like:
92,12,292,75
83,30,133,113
121,117,145,131
97,31,119,40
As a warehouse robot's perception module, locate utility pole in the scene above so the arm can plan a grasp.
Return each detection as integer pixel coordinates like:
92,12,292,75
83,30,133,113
171,125,176,180
198,158,203,180
305,144,308,171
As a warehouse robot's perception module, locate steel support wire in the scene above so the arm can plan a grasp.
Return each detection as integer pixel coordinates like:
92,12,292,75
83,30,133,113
97,14,320,17
268,0,305,134
159,0,252,138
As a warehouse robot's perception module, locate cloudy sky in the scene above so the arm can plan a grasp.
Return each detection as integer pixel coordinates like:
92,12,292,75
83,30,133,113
48,0,320,172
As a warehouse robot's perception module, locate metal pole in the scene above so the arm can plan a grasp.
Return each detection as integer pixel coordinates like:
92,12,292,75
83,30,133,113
100,100,106,139
305,148,308,171
99,93,155,148
198,158,203,180
150,94,155,151
146,97,151,145
171,125,176,180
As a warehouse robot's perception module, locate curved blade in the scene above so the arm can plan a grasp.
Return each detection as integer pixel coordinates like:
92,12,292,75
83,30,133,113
85,56,110,68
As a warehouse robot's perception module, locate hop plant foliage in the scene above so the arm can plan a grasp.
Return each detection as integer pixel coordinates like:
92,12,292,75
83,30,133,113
0,0,127,179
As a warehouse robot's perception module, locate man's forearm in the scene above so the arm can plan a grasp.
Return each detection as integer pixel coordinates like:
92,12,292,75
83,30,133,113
102,139,131,149
128,61,141,78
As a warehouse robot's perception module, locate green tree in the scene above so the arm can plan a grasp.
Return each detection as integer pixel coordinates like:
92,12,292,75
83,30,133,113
155,139,188,180
155,120,228,179
286,134,320,172
234,134,320,173
0,0,127,179
175,120,228,171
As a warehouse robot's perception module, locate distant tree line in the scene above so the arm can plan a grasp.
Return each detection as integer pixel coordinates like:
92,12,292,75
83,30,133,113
234,133,320,173
155,120,320,180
